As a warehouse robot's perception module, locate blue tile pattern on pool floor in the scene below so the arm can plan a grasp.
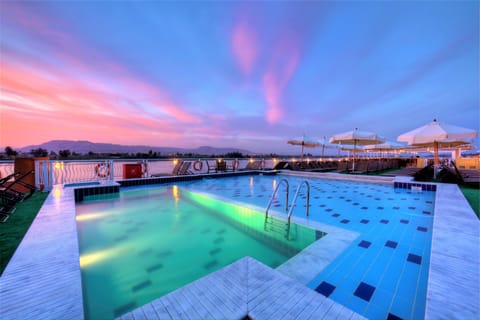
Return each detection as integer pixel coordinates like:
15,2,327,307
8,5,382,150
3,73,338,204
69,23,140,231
358,240,372,249
385,240,398,249
354,282,376,301
315,281,336,297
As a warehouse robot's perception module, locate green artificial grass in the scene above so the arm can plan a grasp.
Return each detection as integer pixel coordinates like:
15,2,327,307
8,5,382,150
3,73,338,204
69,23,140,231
460,186,480,219
0,192,49,276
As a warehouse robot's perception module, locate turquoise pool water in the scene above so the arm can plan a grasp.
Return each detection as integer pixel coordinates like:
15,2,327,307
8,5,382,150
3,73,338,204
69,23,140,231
184,174,435,320
76,185,319,320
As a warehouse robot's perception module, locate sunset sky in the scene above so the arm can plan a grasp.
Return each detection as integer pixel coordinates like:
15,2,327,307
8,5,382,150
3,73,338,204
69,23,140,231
1,1,478,153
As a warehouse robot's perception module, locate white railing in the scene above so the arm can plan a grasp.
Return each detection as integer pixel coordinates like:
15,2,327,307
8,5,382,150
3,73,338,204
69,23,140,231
0,161,14,179
30,158,274,191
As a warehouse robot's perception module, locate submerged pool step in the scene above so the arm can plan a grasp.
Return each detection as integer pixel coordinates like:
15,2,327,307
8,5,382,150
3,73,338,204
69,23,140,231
266,222,287,232
265,216,288,226
265,216,289,237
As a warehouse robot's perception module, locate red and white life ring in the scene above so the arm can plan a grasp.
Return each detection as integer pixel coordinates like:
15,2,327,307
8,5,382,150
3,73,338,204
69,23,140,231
193,160,203,171
232,159,240,171
95,163,110,178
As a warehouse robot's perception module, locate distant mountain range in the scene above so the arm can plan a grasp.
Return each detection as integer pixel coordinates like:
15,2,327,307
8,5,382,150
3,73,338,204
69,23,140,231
18,140,254,156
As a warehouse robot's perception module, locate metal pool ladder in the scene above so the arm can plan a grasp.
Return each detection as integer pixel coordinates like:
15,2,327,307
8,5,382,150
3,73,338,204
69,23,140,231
264,179,310,239
285,180,310,238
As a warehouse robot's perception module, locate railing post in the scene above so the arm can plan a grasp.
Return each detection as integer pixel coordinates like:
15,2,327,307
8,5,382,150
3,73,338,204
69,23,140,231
48,160,53,190
109,160,115,181
34,160,40,189
144,160,149,178
42,160,50,191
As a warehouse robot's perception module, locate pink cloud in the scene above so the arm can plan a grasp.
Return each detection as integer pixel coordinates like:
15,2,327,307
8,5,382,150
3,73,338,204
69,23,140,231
262,33,300,124
231,20,257,75
0,52,202,147
1,3,201,128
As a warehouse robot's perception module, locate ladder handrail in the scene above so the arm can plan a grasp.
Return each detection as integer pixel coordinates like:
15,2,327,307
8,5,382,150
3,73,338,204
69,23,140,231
265,178,289,220
287,180,311,224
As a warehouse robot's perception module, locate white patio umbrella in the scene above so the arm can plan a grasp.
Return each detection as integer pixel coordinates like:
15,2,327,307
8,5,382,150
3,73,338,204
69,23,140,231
287,134,320,159
319,136,342,158
329,128,385,171
363,141,407,151
397,119,478,177
364,141,407,158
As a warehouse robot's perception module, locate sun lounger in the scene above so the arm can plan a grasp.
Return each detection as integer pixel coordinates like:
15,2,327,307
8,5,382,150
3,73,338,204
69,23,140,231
0,204,16,223
351,160,369,174
0,170,36,206
206,160,217,173
335,161,349,173
0,172,22,185
206,160,235,173
177,161,193,175
272,161,288,170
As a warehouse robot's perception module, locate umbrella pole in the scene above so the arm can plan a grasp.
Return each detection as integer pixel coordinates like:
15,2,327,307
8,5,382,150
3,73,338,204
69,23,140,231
301,144,304,161
433,141,439,179
352,141,356,171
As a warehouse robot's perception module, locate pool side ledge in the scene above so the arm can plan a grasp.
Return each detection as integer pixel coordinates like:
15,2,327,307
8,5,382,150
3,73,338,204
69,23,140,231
426,183,480,319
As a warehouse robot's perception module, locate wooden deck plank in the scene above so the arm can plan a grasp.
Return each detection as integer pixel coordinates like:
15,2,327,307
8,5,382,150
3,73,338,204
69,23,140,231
278,289,319,320
150,299,172,319
201,272,246,315
188,280,232,319
178,284,215,319
268,285,311,319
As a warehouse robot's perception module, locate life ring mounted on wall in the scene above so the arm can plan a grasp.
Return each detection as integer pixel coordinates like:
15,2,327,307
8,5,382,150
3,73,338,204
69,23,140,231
95,163,110,178
193,160,203,171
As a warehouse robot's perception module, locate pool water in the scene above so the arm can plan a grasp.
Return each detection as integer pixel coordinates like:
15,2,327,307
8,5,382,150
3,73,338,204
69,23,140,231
184,174,435,320
76,185,319,320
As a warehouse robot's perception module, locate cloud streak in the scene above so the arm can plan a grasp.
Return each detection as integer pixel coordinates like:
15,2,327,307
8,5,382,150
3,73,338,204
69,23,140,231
263,31,301,124
231,20,257,76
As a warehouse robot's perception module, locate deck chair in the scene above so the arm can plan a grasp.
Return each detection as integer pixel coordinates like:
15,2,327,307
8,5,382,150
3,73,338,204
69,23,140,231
0,172,22,185
273,161,288,170
171,161,184,175
177,162,193,175
215,160,234,172
352,160,368,174
0,204,16,223
336,161,348,173
206,160,217,173
0,170,36,205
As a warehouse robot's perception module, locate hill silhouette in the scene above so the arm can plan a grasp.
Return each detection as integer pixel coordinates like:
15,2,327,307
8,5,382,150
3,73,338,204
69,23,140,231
18,140,254,156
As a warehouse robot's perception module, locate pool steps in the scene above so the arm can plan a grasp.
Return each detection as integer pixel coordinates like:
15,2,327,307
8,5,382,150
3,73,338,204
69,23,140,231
264,178,289,238
264,178,312,239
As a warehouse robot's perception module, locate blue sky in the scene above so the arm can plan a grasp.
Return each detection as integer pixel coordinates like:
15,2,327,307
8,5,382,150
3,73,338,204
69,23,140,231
1,1,478,153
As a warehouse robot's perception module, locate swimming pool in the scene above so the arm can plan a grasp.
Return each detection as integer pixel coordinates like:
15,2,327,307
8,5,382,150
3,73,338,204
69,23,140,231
183,174,435,319
76,185,320,320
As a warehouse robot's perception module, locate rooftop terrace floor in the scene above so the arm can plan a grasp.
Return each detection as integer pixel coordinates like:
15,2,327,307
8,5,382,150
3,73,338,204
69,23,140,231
0,173,478,319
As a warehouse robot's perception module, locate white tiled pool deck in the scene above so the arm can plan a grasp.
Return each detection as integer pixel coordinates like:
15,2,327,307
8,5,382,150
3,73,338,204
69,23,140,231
0,176,478,319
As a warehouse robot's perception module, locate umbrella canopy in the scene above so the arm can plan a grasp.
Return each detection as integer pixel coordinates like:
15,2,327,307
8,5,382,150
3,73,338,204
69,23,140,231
287,134,320,159
329,128,385,170
363,141,407,151
397,119,478,177
397,119,477,145
329,129,385,145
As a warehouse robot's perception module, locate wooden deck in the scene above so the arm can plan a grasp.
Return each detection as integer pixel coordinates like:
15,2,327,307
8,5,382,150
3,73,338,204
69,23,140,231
118,257,365,320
